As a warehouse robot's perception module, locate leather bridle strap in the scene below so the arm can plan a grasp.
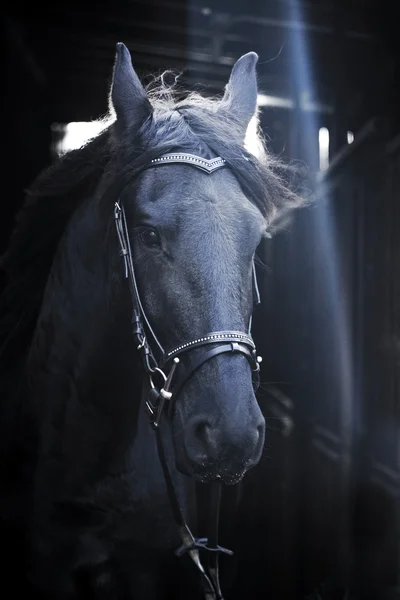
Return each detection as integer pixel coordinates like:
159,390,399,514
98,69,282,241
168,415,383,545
161,341,260,403
114,201,163,373
114,202,262,404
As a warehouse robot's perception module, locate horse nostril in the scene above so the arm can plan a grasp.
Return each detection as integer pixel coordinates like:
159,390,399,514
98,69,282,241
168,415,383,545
193,419,212,445
185,415,217,464
252,419,266,460
257,421,265,440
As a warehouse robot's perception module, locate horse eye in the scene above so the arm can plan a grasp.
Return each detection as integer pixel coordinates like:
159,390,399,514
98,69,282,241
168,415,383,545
140,228,161,248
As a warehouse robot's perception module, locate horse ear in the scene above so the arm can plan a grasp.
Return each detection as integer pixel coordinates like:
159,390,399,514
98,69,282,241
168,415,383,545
110,42,152,131
220,52,259,131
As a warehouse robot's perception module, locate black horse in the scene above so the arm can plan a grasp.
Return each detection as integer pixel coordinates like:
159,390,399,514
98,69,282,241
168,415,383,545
0,43,299,598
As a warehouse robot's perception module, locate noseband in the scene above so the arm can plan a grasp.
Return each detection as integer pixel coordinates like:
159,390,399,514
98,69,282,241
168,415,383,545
114,152,263,600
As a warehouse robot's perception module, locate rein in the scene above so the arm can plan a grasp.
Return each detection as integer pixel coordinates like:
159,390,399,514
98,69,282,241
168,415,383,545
114,152,262,600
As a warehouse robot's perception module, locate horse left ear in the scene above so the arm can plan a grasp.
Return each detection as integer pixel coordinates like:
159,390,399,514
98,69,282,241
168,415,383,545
220,52,259,131
109,42,153,132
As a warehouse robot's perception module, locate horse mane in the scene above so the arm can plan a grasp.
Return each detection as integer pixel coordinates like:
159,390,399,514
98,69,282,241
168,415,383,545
0,72,303,379
0,128,111,371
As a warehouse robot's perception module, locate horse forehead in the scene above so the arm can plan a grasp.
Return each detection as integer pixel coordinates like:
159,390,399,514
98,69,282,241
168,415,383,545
137,162,240,198
136,165,263,229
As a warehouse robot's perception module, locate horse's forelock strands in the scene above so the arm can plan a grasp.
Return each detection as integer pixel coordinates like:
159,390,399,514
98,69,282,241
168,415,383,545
0,42,305,600
110,72,302,221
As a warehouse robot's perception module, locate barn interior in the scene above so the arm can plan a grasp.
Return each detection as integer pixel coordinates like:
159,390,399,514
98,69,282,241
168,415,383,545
2,1,400,598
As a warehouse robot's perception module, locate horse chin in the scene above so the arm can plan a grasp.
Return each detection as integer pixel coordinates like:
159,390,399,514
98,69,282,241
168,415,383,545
176,459,247,486
198,470,246,486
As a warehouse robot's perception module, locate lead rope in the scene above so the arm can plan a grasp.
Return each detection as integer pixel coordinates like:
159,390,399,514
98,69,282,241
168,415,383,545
205,482,224,599
141,384,232,600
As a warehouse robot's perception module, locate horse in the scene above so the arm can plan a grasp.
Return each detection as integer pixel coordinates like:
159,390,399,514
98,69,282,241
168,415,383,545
0,43,300,599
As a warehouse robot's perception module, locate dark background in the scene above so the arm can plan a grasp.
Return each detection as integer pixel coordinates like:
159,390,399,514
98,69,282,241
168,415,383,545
2,1,400,598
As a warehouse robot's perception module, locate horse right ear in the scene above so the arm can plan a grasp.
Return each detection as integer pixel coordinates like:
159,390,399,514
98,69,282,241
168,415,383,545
219,52,258,133
109,43,152,133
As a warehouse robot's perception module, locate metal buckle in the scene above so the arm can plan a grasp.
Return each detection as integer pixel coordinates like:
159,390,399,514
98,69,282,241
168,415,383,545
149,367,167,392
147,359,180,428
114,201,122,220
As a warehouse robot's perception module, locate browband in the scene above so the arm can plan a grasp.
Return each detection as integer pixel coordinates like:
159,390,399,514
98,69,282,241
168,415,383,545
150,153,227,174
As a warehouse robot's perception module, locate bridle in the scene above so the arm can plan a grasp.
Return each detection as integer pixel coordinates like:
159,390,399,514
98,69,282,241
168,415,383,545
114,152,263,600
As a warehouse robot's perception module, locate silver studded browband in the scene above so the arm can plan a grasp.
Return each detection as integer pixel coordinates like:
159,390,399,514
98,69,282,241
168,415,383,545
150,153,227,174
162,331,256,364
